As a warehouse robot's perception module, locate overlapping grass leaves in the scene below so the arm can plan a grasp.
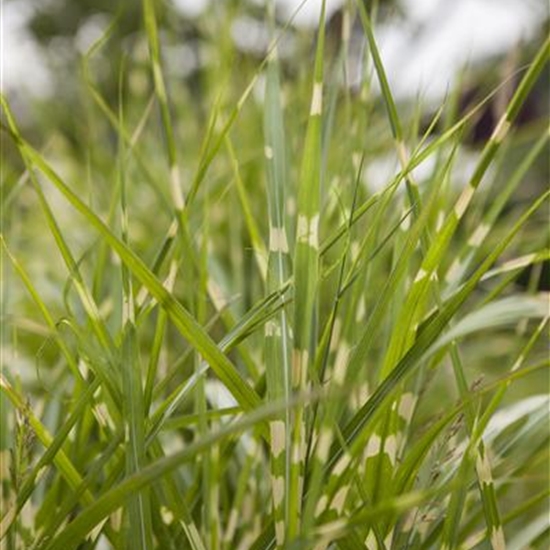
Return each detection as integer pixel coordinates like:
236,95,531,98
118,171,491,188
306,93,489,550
1,3,548,550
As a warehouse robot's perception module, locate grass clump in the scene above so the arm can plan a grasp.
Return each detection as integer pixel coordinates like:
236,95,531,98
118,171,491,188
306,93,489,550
1,1,549,549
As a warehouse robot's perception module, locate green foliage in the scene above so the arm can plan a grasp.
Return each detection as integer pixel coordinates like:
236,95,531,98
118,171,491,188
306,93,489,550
1,1,549,549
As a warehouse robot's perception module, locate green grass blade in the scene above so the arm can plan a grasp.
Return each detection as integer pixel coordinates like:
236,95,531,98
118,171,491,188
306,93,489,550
263,9,293,545
117,78,153,549
288,1,327,537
